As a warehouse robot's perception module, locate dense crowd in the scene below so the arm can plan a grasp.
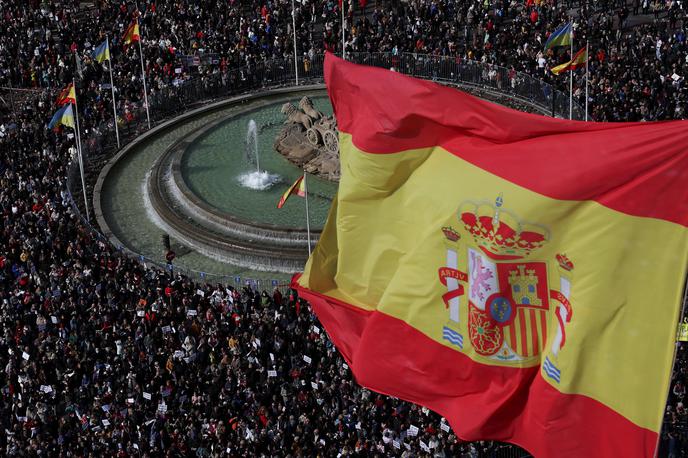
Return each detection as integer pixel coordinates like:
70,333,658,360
0,0,687,456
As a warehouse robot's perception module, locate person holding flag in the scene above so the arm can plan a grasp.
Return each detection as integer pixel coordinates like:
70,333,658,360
93,37,121,148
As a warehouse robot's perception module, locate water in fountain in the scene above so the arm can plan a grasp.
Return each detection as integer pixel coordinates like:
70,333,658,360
238,119,281,190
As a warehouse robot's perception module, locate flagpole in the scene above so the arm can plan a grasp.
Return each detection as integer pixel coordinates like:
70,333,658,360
341,0,346,59
292,0,299,85
72,79,91,222
304,173,312,255
136,21,151,129
106,36,121,148
569,22,573,120
585,40,589,122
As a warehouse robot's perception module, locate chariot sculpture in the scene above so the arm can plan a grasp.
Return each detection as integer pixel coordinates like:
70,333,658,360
275,96,340,181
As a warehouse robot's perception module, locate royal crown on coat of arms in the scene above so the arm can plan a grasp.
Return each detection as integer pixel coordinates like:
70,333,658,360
457,197,549,260
438,195,574,382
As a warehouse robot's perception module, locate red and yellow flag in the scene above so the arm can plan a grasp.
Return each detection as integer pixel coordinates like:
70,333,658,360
56,83,76,106
122,20,140,47
277,175,306,209
551,46,589,75
294,54,688,457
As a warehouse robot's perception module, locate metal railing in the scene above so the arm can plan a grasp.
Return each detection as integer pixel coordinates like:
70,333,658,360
66,52,583,285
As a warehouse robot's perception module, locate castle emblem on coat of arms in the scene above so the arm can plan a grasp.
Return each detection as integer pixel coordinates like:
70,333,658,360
438,195,574,383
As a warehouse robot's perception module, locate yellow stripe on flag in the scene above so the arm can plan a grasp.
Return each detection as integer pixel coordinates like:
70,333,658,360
300,133,688,433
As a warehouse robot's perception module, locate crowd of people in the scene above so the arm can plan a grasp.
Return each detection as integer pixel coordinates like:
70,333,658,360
0,0,687,456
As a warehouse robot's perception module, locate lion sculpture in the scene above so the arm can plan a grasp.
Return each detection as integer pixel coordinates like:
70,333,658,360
281,103,313,129
299,96,323,121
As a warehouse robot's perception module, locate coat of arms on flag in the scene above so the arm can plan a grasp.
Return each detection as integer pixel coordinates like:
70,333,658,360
439,195,573,381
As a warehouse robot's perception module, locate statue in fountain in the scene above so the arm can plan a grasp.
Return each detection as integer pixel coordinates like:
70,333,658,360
274,96,340,182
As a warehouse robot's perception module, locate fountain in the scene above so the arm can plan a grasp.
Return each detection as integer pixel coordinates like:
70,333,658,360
98,91,337,276
238,119,281,190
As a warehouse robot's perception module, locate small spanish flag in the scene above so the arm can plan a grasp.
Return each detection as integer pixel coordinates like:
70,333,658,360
277,175,306,208
551,47,589,75
48,104,75,130
122,20,140,47
93,40,110,63
56,84,76,106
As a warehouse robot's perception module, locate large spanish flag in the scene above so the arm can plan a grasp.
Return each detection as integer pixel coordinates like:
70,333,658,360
294,54,688,457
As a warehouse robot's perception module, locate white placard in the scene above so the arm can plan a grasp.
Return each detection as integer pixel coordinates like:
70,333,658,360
137,310,145,317
268,370,277,377
40,385,52,393
269,353,274,361
102,419,110,426
420,440,430,452
158,402,167,413
51,316,58,324
143,392,152,400
174,350,184,358
313,326,320,334
393,440,400,449
162,325,171,333
127,398,134,404
440,422,450,432
196,289,205,297
407,425,419,436
187,309,197,316
319,438,326,446
303,355,312,364
101,404,110,412
342,363,348,370
311,381,318,389
22,352,29,361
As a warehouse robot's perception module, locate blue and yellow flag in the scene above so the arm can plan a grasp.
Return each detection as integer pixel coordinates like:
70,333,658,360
93,40,110,63
544,23,572,51
48,104,75,129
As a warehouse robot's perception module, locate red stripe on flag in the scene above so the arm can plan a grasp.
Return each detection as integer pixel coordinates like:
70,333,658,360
294,276,657,457
324,53,688,227
530,308,539,355
519,308,528,357
540,310,547,352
